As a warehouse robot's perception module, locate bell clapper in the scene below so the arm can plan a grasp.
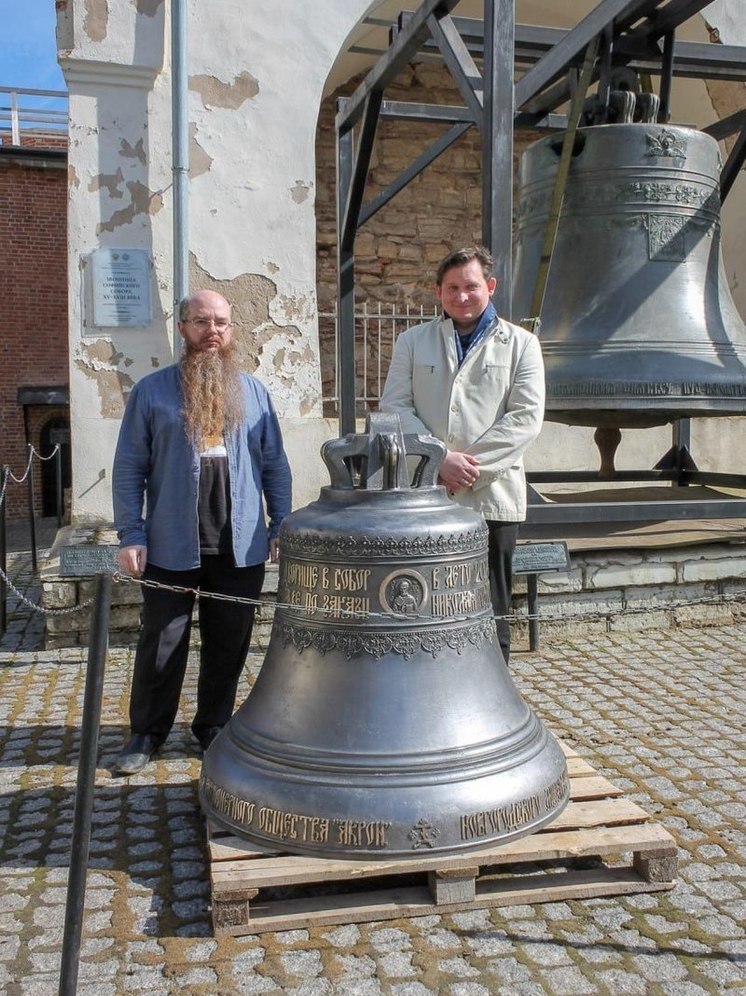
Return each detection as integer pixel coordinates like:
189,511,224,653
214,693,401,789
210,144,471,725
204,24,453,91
594,426,622,479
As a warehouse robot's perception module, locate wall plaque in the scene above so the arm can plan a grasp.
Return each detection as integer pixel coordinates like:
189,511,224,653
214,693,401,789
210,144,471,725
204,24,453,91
512,542,571,574
60,545,119,577
90,248,152,328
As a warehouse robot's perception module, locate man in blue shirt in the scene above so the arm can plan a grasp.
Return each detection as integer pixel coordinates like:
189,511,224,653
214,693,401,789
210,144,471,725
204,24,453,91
112,289,292,774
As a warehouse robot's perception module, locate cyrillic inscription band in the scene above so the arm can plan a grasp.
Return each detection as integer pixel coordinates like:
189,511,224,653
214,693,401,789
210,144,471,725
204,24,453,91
201,774,391,849
460,772,570,841
281,555,490,621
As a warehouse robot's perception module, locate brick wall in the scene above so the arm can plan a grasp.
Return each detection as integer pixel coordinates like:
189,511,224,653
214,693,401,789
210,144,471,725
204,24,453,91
0,149,69,520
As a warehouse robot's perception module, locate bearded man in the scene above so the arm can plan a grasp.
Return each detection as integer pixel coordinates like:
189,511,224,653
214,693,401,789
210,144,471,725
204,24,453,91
112,290,292,775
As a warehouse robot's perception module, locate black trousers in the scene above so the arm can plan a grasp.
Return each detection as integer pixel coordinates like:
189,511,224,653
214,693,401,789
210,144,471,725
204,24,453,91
129,554,265,742
486,520,519,666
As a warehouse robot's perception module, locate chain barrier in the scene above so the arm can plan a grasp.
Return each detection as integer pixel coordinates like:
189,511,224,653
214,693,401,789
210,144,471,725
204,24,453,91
112,571,746,627
5,444,60,484
1,449,94,619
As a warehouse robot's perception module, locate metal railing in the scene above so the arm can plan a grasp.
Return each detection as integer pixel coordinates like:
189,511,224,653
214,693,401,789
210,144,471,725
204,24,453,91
319,301,438,414
0,86,68,146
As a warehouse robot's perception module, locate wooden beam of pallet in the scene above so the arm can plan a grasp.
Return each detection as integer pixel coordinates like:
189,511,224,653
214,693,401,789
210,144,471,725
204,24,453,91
213,864,675,936
211,821,675,893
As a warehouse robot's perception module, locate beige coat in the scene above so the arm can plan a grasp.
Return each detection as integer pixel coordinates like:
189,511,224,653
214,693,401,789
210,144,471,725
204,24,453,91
379,314,545,521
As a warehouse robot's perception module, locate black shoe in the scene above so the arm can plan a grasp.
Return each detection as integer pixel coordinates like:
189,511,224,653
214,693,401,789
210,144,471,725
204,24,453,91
114,733,162,776
195,726,223,751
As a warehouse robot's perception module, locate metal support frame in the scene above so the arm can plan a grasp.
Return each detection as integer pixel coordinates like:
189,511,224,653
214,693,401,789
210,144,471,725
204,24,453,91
334,0,746,521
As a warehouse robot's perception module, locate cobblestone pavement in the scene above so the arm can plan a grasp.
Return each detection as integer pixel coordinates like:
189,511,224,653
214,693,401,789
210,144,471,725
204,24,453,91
0,605,744,993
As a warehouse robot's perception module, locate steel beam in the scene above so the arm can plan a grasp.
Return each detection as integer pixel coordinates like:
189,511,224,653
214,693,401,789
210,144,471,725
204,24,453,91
353,20,746,84
426,12,484,122
704,107,746,141
482,0,514,315
526,497,746,524
358,122,472,227
638,0,715,38
380,100,473,123
336,99,357,436
340,91,383,251
720,124,746,203
514,0,665,110
336,0,462,132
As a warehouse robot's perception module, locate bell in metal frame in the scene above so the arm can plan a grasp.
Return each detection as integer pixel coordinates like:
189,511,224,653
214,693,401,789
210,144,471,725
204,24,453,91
512,123,746,431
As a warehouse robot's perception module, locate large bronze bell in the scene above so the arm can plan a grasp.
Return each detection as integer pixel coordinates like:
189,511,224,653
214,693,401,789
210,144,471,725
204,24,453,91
512,123,746,429
200,415,569,859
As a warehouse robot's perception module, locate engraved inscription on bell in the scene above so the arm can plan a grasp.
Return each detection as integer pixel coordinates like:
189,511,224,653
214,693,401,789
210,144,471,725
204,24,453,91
200,415,570,859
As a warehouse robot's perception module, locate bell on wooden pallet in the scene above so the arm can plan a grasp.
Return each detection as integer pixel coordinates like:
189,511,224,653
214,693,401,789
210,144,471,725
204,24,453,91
200,414,569,860
512,122,746,430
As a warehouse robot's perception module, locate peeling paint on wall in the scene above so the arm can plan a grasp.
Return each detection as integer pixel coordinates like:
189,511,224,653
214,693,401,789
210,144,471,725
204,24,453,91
84,0,108,42
135,0,163,16
97,181,164,234
188,258,319,414
75,341,135,418
189,71,260,110
120,138,147,166
89,167,125,199
189,123,213,178
68,164,80,189
290,181,311,204
278,292,314,323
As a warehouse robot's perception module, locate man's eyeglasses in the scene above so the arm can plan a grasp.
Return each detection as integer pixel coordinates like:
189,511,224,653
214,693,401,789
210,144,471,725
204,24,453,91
184,318,233,333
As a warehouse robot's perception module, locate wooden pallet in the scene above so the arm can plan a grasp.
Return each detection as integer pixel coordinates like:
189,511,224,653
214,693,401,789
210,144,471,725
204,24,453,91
206,742,677,935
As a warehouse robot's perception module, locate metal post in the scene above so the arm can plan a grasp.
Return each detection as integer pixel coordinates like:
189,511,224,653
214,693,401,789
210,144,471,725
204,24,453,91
58,573,112,996
172,0,189,357
0,468,7,637
27,445,38,574
526,573,540,652
482,0,515,317
10,89,20,146
337,99,357,437
55,446,63,527
673,418,691,486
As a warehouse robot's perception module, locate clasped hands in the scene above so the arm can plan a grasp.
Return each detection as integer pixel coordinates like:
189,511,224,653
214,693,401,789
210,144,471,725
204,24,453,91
438,451,480,494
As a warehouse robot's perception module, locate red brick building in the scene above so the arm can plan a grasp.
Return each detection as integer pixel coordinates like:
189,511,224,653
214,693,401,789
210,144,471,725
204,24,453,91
0,119,69,521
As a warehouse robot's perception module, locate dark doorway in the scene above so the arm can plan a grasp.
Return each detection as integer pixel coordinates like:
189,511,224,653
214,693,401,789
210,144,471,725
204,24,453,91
39,416,71,517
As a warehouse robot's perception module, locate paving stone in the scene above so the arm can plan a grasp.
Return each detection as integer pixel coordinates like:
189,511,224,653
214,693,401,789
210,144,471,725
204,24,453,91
377,951,418,977
0,620,744,994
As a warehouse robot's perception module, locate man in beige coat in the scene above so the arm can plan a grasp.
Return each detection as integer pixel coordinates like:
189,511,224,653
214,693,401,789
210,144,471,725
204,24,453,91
380,246,545,664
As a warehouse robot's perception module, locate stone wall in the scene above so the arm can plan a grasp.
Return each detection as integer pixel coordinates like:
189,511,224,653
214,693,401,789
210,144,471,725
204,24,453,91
513,540,746,644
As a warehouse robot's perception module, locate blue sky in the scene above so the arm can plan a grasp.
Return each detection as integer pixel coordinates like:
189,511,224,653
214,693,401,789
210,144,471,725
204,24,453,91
2,0,66,92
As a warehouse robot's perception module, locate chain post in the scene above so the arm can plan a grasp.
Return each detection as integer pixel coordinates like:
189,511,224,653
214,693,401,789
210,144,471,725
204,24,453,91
27,445,38,574
58,573,112,996
0,468,7,637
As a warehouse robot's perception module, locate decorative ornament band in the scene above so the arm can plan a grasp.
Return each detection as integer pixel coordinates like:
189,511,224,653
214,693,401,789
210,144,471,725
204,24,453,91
275,616,497,660
280,525,489,560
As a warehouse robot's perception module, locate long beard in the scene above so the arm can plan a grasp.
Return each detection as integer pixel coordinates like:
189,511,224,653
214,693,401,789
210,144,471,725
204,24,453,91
180,342,245,445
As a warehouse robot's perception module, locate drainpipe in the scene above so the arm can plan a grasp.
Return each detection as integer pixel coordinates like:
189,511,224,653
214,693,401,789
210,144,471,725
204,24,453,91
172,0,189,357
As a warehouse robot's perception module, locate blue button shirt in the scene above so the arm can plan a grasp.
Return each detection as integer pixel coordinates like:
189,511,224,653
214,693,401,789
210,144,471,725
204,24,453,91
113,364,292,570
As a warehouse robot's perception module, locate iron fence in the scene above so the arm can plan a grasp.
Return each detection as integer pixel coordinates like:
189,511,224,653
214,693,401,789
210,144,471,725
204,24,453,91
319,301,438,415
